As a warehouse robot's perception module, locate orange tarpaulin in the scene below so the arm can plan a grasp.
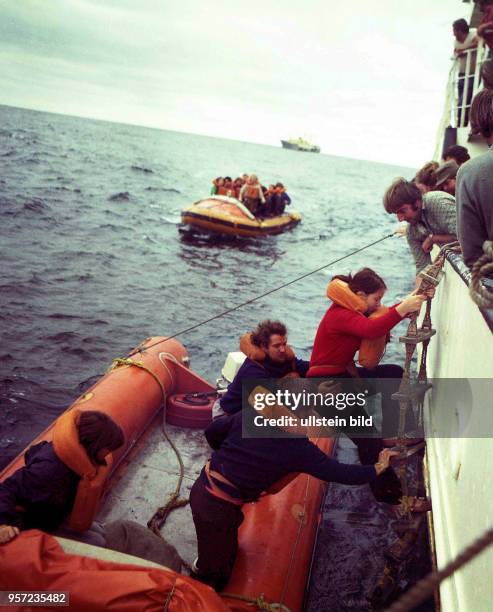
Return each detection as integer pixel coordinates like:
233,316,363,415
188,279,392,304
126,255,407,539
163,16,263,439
0,531,228,612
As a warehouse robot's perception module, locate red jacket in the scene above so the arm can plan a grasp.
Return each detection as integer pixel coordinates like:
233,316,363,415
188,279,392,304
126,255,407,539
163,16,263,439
307,303,403,376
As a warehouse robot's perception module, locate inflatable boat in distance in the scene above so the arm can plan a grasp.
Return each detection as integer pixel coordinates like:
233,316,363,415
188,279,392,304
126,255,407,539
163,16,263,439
181,195,301,237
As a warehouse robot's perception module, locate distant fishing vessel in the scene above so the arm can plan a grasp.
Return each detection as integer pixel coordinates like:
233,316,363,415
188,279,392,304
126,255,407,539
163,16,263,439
181,195,301,237
281,137,320,153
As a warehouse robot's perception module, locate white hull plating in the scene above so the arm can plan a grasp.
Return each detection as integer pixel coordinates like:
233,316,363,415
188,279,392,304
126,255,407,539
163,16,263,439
424,255,493,611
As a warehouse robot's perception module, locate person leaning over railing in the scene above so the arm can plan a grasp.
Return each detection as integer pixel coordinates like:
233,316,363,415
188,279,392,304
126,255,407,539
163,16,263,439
453,18,478,126
456,89,493,269
382,178,457,284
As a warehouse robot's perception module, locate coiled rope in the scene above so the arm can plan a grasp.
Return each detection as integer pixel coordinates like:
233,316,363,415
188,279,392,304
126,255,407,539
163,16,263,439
220,592,291,612
107,354,189,537
127,233,396,357
386,525,493,612
469,240,493,308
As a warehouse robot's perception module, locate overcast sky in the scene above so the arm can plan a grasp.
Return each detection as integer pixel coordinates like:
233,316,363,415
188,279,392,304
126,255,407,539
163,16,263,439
0,0,473,166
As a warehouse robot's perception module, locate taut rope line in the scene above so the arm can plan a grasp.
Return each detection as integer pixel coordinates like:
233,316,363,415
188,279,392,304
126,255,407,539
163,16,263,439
128,233,395,357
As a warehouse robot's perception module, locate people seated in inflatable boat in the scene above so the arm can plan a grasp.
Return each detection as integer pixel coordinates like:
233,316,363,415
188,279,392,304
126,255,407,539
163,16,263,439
209,174,292,218
0,410,124,546
239,174,265,215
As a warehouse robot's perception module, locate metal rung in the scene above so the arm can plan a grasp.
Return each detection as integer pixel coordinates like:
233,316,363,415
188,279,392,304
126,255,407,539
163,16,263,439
392,382,432,402
399,329,436,344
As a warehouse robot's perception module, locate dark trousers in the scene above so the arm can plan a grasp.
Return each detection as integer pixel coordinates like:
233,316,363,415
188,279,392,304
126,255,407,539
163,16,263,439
328,364,406,504
190,477,244,591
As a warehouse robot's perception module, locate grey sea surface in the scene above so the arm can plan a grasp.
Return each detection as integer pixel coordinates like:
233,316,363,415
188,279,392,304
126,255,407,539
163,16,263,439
0,103,417,467
0,104,434,611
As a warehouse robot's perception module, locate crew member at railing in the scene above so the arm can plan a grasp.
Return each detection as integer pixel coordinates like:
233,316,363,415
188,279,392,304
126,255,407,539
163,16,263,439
453,18,478,127
382,178,457,282
433,159,459,196
443,144,471,166
457,89,493,270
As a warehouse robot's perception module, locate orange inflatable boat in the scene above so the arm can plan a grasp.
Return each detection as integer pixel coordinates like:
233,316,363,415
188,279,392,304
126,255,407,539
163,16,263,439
0,336,333,611
181,196,301,237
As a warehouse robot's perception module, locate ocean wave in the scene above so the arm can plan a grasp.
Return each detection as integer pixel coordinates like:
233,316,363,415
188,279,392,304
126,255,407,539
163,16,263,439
131,165,154,174
144,186,181,193
23,198,49,213
108,191,131,202
46,331,79,342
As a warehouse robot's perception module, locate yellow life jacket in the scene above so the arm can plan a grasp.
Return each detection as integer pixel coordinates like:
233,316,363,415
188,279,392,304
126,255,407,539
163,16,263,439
52,409,113,532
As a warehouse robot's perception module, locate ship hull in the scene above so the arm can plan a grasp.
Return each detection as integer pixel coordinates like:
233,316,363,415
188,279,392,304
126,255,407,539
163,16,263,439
423,252,493,611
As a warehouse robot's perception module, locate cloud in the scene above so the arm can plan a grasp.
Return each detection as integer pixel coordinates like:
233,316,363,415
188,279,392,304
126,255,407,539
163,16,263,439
0,0,470,165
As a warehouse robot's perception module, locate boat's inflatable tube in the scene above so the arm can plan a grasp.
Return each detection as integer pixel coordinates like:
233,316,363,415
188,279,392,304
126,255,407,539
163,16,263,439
0,530,229,612
0,337,214,527
181,197,301,237
223,437,334,611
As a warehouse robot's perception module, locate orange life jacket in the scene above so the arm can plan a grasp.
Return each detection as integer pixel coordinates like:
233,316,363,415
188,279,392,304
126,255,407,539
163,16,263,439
245,184,261,200
326,279,388,370
52,409,113,532
239,332,299,377
358,305,389,368
216,186,228,195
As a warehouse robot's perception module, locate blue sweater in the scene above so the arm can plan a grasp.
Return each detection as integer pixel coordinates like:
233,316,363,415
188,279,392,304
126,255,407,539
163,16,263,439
220,356,309,415
201,411,376,502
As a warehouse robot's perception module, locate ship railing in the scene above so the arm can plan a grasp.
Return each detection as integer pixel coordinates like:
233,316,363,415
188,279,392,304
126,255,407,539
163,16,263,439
449,38,490,129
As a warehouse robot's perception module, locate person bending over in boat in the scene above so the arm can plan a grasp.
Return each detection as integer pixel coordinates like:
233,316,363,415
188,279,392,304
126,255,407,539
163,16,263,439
383,177,457,284
212,319,309,419
239,173,265,215
307,268,430,508
190,408,397,591
0,410,124,546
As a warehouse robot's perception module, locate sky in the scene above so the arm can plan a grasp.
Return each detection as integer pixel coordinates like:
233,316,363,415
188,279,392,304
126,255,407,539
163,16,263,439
0,0,474,167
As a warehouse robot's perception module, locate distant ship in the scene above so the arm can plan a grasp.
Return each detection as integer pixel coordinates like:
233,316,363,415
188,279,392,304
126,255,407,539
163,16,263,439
280,137,320,153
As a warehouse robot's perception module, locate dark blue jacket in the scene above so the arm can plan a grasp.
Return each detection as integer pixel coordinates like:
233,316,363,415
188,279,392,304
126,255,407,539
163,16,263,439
201,411,376,502
0,441,79,531
220,356,309,415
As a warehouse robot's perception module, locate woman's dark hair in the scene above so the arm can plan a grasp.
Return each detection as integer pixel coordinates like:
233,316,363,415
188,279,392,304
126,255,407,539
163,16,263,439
443,144,470,165
78,410,125,464
470,88,493,138
333,268,387,295
251,320,287,348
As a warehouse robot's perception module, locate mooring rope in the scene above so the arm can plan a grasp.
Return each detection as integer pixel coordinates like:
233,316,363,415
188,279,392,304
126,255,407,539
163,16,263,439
127,232,396,357
470,240,493,309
